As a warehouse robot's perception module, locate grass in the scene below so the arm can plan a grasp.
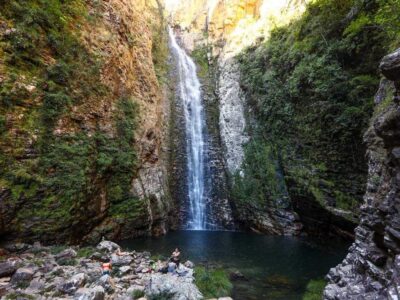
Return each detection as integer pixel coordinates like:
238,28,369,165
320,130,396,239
77,247,95,258
194,266,233,298
50,245,67,255
132,289,145,299
302,279,326,300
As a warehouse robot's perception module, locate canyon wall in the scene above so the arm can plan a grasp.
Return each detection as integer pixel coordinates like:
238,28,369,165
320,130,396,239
168,0,397,238
324,49,400,299
0,0,173,243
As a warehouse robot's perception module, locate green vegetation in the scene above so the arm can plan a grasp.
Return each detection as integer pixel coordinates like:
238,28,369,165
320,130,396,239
50,245,67,255
235,0,400,212
132,289,145,299
302,279,326,300
191,46,210,78
77,247,95,258
0,0,142,240
57,257,77,266
150,3,169,85
5,293,35,300
194,266,233,298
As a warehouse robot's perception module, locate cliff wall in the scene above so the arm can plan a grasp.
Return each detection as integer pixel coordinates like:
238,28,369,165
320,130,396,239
0,0,172,244
324,48,400,300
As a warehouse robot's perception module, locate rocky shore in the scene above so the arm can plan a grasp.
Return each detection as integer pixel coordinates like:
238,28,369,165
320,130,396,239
0,240,232,300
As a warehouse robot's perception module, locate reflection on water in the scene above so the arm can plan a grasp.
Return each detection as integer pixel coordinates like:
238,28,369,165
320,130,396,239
120,231,350,300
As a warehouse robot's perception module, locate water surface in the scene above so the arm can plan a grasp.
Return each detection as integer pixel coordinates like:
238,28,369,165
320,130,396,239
120,231,350,300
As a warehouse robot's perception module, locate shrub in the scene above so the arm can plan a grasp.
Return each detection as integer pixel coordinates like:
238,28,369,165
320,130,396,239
77,247,95,258
50,245,67,255
303,279,326,300
132,289,145,299
194,266,233,298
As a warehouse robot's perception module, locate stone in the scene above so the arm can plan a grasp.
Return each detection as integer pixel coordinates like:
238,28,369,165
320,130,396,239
229,270,247,281
119,266,131,275
3,243,31,253
11,268,34,285
0,261,17,278
55,248,77,260
145,273,202,300
90,252,108,262
74,286,105,300
184,261,194,269
111,253,133,266
380,48,400,81
98,274,114,293
59,273,88,294
97,241,120,253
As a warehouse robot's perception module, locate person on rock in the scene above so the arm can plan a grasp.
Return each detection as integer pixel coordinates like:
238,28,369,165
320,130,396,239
168,261,177,274
171,247,181,267
115,247,129,256
101,258,116,289
102,258,112,276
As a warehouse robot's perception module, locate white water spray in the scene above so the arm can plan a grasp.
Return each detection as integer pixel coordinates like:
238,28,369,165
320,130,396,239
169,28,207,230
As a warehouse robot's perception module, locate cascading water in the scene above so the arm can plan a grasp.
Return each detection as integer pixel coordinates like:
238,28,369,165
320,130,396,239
169,28,208,230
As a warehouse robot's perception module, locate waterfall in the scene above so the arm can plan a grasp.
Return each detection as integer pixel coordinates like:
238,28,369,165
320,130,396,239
169,28,207,230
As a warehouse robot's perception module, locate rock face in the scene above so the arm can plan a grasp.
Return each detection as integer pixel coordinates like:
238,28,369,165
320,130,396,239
324,48,400,299
217,58,249,174
0,0,173,243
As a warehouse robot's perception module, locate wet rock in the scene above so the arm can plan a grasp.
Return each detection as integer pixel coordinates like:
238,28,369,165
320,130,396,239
229,270,247,281
0,262,17,278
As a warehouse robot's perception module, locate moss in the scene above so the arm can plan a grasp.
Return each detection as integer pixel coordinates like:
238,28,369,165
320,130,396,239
0,0,140,240
194,266,233,298
5,293,35,300
191,46,209,79
302,279,326,300
132,289,145,299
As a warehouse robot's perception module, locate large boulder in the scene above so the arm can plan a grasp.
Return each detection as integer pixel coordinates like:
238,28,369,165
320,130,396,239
380,48,400,81
74,286,105,300
0,261,17,278
111,253,133,266
145,273,202,300
98,274,114,293
11,268,34,285
55,248,77,260
96,241,120,253
59,273,88,294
